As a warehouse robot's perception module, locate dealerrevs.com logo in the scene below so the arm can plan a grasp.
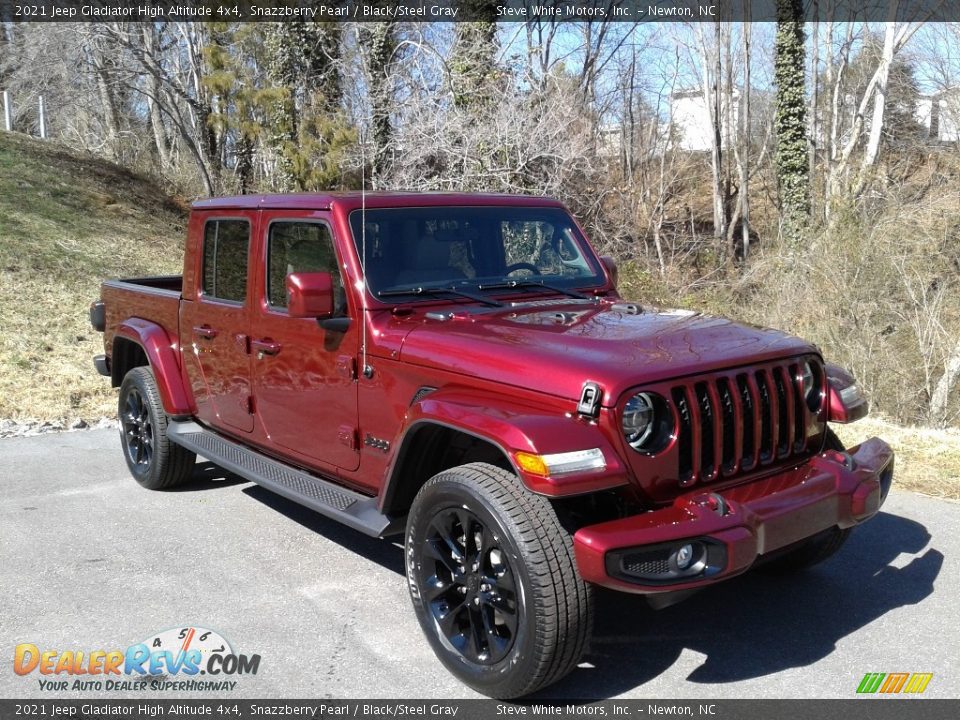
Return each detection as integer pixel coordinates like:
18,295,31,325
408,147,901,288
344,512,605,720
14,626,260,692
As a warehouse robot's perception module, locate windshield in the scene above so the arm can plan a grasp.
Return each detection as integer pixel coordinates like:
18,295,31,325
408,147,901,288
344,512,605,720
348,206,604,300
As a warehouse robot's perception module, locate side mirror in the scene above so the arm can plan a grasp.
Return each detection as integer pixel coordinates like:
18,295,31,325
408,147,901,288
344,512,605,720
286,271,334,319
600,255,618,289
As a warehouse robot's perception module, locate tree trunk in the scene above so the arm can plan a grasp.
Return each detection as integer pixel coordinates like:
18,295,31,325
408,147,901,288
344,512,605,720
739,12,752,261
88,25,122,161
773,0,810,247
141,25,170,170
809,3,820,207
697,22,727,243
359,22,396,188
930,340,960,427
828,3,922,203
264,24,299,191
855,21,897,195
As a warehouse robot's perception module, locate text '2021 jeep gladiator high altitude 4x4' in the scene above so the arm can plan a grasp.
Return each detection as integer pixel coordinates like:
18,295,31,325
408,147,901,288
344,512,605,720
91,193,894,698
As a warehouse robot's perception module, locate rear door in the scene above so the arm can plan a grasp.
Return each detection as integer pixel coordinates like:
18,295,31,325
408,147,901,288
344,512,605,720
180,215,255,433
249,212,360,471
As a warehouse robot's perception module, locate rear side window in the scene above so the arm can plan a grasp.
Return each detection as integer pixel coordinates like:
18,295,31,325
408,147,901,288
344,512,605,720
202,219,249,303
267,221,344,312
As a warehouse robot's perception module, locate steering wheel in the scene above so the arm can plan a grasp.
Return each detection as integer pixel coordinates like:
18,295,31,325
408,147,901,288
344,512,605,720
505,262,541,276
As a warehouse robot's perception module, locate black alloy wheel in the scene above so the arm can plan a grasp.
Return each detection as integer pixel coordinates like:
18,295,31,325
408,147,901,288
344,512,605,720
118,367,196,490
417,506,520,665
121,385,153,469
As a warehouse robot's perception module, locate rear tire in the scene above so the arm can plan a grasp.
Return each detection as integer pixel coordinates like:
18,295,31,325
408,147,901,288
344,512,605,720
760,428,851,572
405,462,592,699
118,367,195,490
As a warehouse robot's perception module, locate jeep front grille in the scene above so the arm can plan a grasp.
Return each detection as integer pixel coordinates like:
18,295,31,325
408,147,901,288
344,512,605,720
670,360,822,486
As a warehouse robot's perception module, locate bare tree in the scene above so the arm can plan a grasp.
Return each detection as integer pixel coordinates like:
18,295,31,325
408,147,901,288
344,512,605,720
826,3,925,202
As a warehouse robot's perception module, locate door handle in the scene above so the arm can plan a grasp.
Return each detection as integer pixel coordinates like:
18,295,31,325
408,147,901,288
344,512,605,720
251,339,282,357
193,325,218,340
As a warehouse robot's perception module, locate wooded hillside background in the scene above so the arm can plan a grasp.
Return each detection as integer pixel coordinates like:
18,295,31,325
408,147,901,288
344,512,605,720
2,7,959,428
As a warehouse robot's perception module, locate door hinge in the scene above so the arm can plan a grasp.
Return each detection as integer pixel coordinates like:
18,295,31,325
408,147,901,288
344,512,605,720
338,425,359,450
336,355,357,380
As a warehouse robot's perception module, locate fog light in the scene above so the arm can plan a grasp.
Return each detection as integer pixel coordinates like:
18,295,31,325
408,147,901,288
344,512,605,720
609,538,725,585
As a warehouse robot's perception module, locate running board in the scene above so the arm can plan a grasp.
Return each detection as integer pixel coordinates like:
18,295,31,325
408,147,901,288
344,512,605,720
168,421,403,538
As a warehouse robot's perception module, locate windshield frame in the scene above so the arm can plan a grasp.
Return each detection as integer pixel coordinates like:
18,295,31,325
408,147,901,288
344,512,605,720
348,205,608,306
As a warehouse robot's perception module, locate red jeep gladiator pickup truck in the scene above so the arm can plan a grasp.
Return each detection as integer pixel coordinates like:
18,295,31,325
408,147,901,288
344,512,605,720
91,192,894,698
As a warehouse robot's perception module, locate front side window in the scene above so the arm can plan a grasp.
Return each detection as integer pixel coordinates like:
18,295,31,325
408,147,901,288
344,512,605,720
267,221,345,313
348,206,603,298
202,219,249,303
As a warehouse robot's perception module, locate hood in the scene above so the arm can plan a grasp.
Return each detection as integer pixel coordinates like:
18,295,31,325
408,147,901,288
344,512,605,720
397,300,817,405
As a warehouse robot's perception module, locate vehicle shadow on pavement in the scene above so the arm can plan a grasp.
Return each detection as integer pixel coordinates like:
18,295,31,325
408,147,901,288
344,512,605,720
534,510,944,700
241,485,406,575
164,461,250,492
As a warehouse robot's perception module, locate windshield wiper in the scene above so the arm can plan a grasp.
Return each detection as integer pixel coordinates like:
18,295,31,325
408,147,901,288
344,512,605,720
477,279,591,300
377,285,504,307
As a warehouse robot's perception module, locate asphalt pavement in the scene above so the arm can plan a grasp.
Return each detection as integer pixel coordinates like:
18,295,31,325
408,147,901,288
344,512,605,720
1,428,957,699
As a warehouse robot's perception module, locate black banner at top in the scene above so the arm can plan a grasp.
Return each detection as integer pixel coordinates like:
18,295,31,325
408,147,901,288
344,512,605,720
0,0,957,23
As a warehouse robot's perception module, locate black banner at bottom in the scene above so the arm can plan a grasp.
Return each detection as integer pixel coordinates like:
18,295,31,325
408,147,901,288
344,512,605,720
0,700,957,720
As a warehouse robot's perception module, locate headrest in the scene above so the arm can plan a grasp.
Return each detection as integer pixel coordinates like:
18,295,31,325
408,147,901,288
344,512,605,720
411,234,450,270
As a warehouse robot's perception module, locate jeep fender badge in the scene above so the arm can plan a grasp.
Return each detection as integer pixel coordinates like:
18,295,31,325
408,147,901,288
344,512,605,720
577,382,603,417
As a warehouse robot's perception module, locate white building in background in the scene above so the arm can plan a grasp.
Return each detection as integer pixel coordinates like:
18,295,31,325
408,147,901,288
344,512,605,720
668,86,959,150
916,90,960,143
669,88,740,152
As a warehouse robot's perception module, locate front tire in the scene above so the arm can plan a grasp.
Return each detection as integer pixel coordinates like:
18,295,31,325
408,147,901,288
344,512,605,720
405,462,592,699
118,367,196,490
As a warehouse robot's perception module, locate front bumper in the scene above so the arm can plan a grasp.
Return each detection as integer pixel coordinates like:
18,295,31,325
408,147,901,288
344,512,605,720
573,437,894,593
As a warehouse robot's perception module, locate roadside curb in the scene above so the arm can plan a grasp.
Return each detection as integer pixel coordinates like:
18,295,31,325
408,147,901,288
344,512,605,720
0,416,117,439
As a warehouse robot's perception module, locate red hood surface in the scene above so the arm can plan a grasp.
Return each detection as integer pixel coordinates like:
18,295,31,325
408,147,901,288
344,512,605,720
395,300,817,405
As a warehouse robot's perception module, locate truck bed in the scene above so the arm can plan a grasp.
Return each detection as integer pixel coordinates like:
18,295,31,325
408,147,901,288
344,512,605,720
100,276,183,357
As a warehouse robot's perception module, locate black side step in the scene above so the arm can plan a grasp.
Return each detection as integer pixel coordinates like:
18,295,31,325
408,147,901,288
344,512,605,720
168,422,403,538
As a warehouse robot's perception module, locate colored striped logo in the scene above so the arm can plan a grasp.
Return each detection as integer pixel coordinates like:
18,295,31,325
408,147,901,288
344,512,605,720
857,672,933,694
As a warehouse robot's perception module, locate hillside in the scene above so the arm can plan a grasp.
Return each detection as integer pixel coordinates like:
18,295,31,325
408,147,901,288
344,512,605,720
0,132,187,422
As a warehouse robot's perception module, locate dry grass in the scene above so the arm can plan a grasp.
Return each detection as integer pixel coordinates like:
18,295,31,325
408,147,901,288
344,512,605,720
833,416,960,501
0,132,186,422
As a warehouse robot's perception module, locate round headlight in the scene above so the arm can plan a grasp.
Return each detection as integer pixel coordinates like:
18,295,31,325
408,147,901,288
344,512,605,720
801,360,824,412
622,392,655,450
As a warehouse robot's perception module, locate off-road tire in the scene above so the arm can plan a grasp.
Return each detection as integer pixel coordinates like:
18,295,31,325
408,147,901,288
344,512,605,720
118,367,195,490
760,429,851,572
405,462,592,699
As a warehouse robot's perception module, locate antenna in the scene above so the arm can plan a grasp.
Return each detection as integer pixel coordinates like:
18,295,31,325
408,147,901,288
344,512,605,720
360,103,372,380
356,24,375,381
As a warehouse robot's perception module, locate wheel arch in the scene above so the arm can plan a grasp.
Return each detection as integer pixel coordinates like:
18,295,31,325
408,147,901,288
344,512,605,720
112,318,194,417
379,420,514,517
379,388,630,517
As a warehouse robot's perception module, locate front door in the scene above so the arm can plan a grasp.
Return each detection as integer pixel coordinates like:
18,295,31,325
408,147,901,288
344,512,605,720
181,215,255,433
249,213,360,471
